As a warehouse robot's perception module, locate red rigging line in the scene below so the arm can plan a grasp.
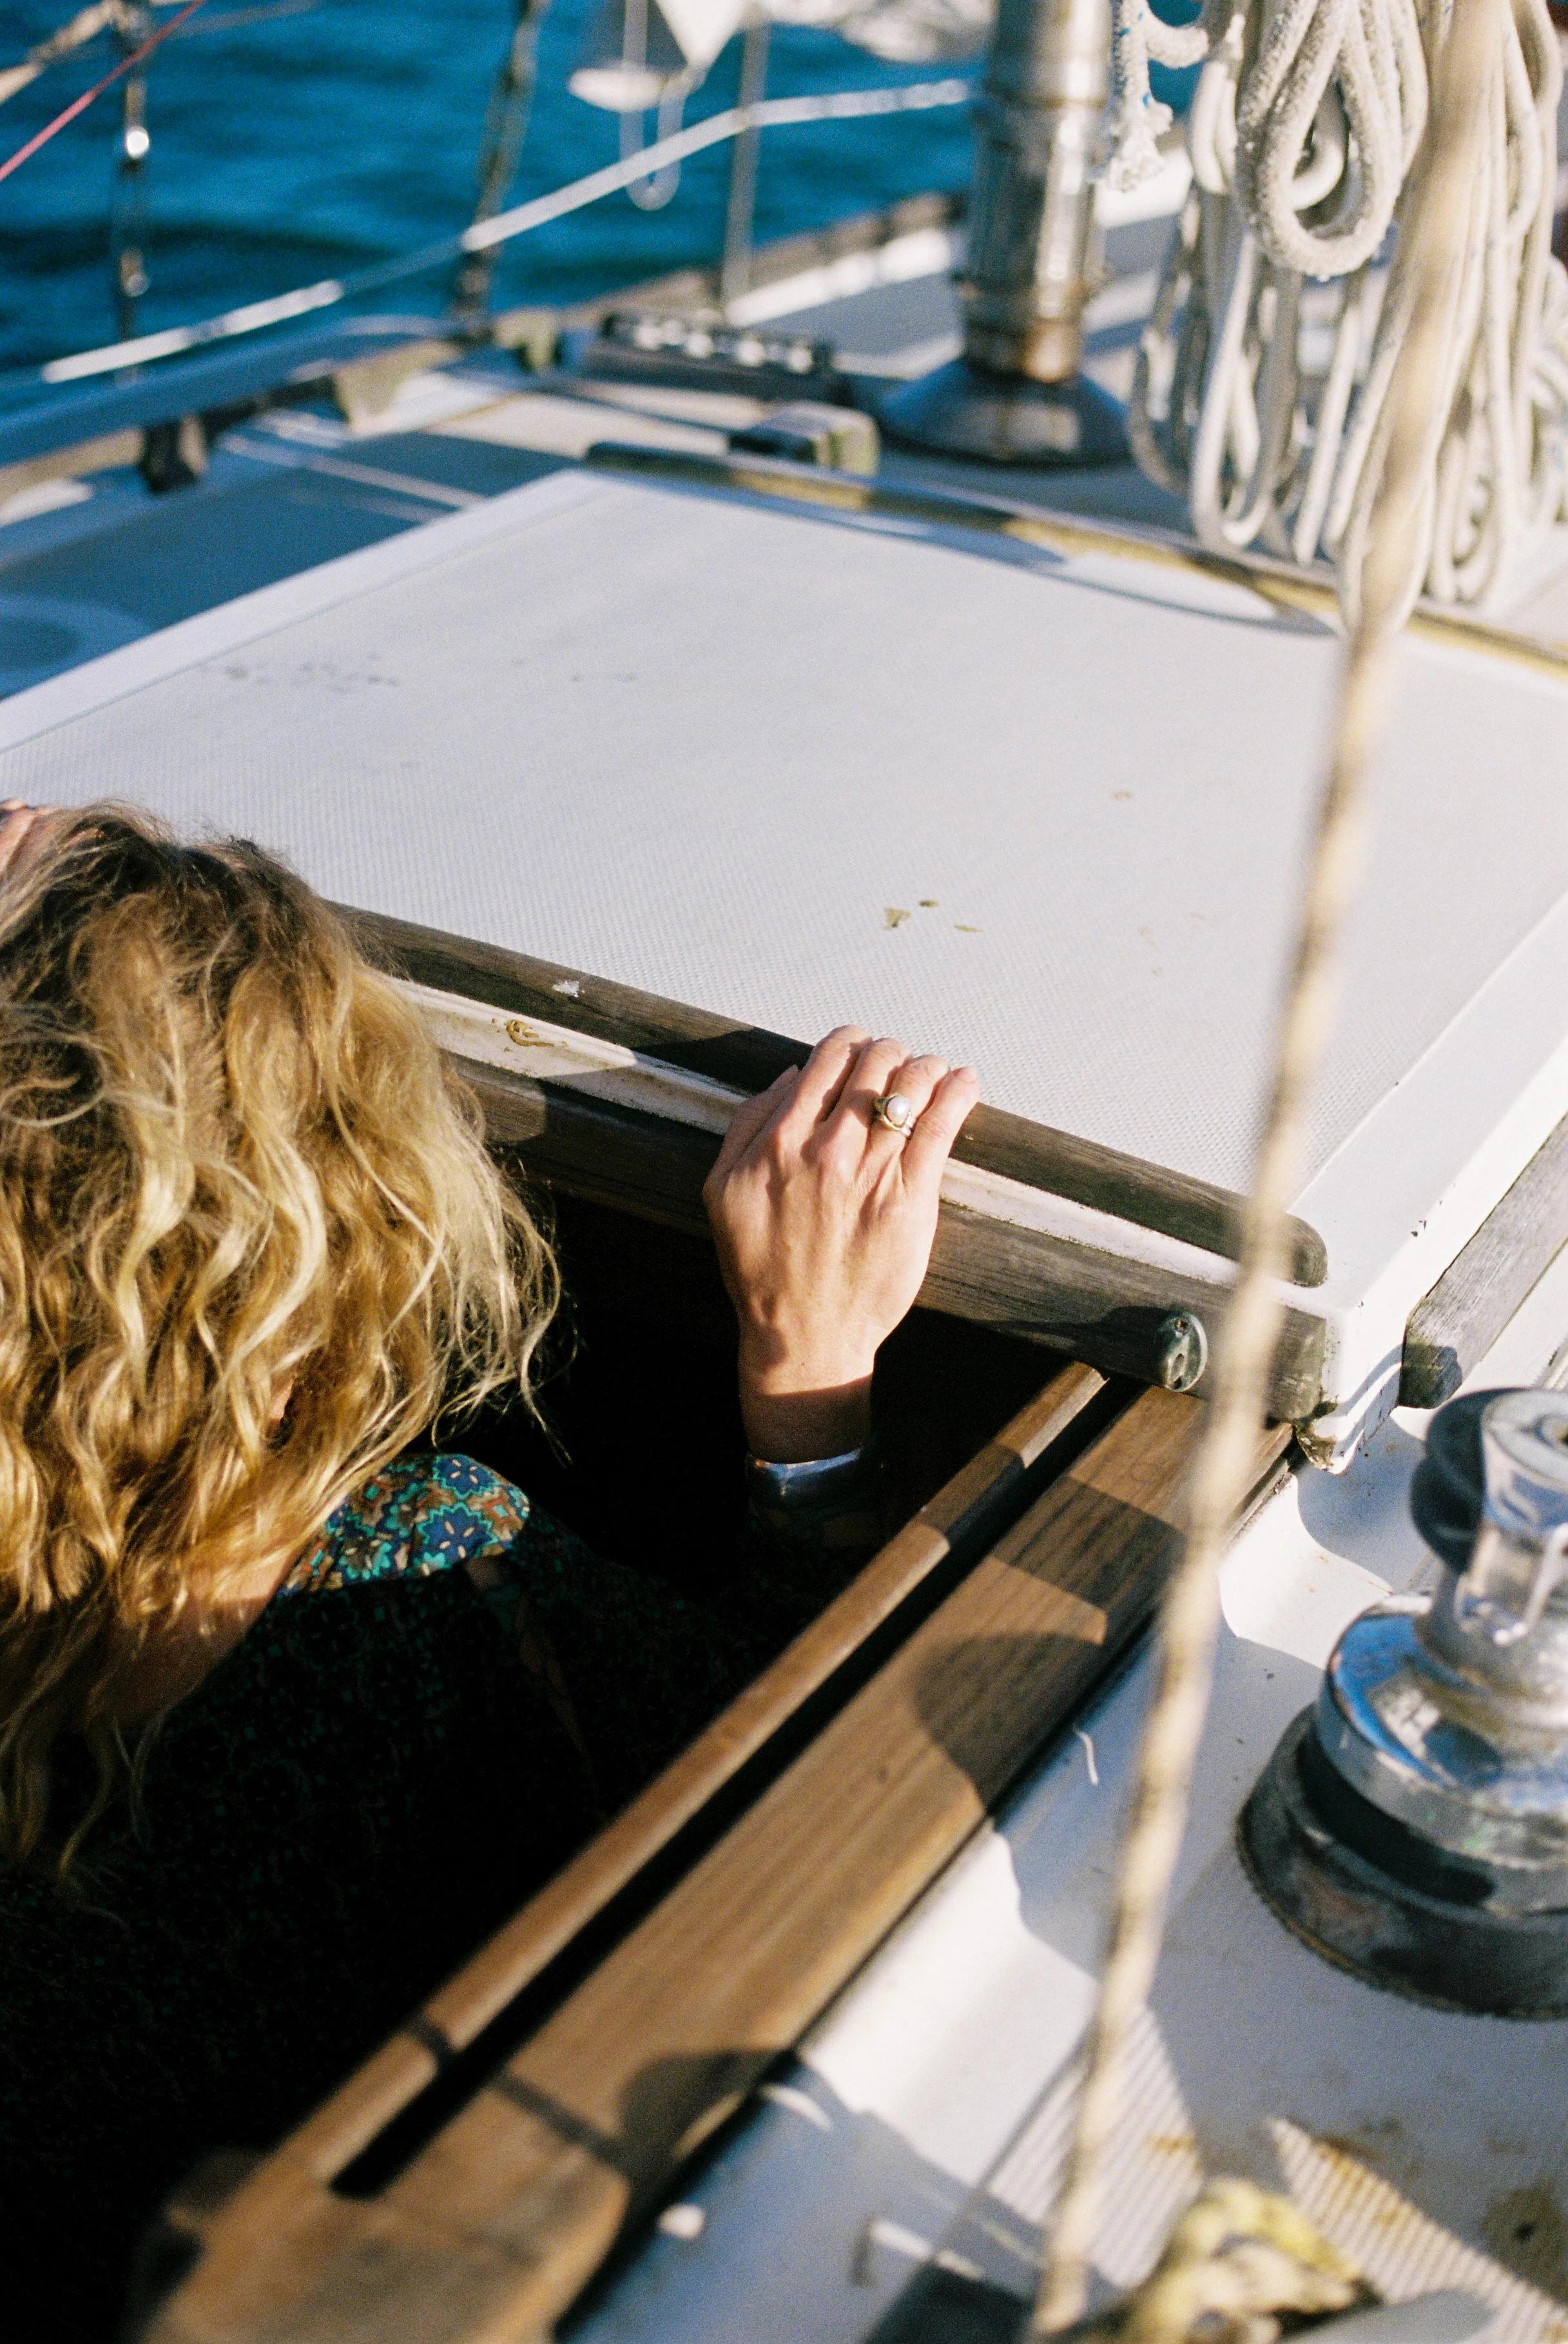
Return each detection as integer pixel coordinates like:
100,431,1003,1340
0,0,213,189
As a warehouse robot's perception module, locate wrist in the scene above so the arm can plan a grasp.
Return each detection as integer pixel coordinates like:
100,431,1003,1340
735,1325,878,1398
739,1370,873,1465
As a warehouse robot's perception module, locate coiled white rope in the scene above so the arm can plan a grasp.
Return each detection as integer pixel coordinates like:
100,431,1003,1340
1034,0,1505,2327
1115,0,1568,618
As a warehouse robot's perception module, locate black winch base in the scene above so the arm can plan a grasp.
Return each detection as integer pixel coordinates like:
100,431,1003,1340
1239,1711,1568,2020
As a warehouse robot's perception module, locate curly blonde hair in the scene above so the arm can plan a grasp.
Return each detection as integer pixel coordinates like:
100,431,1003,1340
0,806,556,1873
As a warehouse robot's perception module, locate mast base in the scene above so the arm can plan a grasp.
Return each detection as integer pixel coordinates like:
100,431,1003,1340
876,359,1128,469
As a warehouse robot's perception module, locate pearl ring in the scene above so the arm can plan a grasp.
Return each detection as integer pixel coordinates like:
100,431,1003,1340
871,1091,915,1136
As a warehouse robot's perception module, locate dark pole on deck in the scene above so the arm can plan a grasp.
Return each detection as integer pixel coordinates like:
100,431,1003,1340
110,1,152,344
719,12,771,310
453,0,552,332
878,0,1128,466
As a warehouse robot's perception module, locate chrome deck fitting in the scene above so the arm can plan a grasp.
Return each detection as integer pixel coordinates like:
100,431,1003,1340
1241,1387,1568,2017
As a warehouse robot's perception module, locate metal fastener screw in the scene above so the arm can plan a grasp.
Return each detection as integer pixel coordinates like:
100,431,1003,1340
1156,1311,1208,1393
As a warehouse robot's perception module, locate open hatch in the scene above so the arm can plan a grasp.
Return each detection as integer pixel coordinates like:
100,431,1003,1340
131,913,1298,2344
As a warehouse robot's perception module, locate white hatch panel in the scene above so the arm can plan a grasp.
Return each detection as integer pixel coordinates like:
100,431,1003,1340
1,467,1565,1419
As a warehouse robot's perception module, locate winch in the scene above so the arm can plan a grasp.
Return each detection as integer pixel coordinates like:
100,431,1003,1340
1241,1386,1568,2017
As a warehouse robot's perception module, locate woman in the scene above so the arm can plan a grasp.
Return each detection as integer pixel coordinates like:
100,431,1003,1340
0,801,977,2341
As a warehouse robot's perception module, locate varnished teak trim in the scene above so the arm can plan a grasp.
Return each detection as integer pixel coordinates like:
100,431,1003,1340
453,1049,1326,1420
151,1389,1288,2344
1400,1110,1568,1407
286,1363,1103,2186
333,912,1330,1417
340,904,1328,1290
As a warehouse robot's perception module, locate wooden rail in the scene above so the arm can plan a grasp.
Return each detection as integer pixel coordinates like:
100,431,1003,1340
341,906,1328,1288
150,1388,1290,2344
1401,1110,1568,1405
338,910,1329,1418
452,1051,1326,1420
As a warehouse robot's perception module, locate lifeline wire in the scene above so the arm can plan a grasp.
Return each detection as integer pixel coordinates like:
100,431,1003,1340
1031,0,1501,2326
19,76,968,387
0,0,212,186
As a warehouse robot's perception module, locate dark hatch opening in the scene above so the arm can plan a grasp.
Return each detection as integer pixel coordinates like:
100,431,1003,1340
322,1180,1103,2203
452,1181,1059,1611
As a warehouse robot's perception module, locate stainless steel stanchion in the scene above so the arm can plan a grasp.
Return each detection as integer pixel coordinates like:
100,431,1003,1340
879,0,1127,466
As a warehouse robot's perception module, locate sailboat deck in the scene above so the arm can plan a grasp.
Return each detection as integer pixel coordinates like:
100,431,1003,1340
2,188,1567,2344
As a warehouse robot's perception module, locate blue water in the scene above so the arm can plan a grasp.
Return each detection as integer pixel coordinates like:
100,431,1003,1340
0,0,978,377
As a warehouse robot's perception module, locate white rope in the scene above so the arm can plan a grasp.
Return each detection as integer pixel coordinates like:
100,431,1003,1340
1032,0,1504,2328
1116,0,1568,617
0,1,130,108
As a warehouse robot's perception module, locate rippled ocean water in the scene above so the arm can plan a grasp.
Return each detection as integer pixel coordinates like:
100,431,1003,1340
0,0,978,378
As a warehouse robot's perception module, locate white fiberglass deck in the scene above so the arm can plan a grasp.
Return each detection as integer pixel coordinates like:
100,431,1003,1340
0,465,1565,1426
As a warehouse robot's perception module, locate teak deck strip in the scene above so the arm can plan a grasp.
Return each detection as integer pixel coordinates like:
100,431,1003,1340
1400,1111,1568,1406
450,1049,1326,1421
154,1390,1289,2344
340,905,1328,1289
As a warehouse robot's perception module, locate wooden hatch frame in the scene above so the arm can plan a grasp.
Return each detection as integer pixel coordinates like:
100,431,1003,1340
137,919,1298,2344
337,910,1329,1424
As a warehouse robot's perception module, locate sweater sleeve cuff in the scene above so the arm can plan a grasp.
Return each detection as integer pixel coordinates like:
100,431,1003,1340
744,1440,883,1547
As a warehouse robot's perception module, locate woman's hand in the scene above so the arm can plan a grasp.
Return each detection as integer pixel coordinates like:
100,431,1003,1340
702,1027,980,1462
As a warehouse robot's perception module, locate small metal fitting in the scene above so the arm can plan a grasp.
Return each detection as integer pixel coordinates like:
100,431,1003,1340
1155,1310,1208,1394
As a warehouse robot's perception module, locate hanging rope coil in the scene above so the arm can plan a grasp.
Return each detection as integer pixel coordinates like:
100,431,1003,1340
1032,0,1509,2329
1232,0,1426,278
1114,0,1568,617
1103,0,1226,188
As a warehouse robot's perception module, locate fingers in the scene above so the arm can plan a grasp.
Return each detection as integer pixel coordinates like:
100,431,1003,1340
820,1035,905,1154
866,1051,951,1148
779,1026,870,1133
0,802,53,881
0,801,65,886
708,1065,797,1184
901,1064,981,1190
709,1025,978,1199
